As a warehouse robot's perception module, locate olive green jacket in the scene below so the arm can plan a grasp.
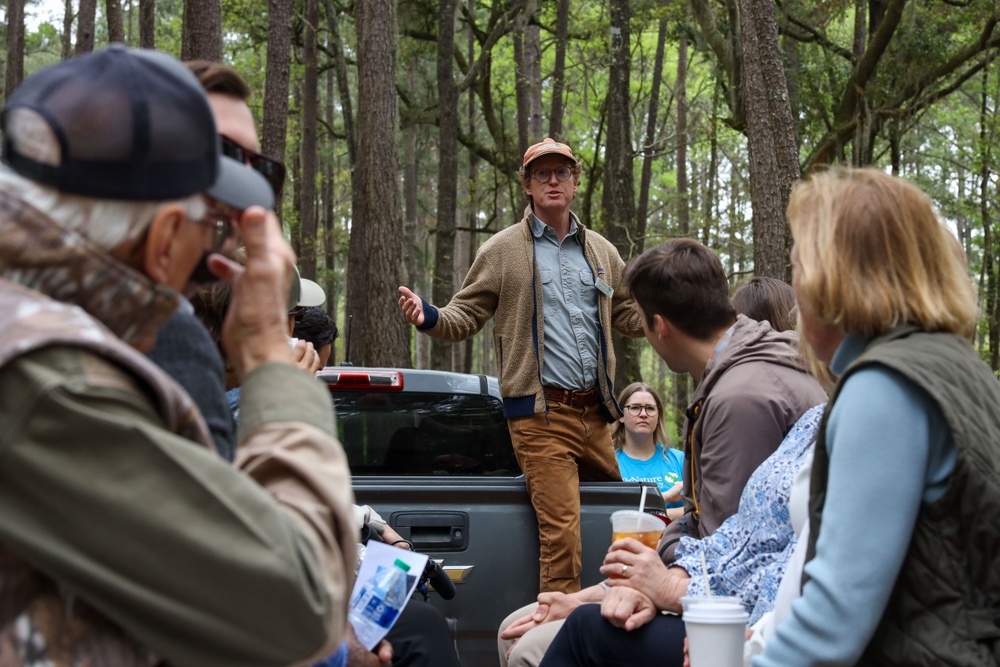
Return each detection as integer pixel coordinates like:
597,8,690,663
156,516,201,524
0,189,356,667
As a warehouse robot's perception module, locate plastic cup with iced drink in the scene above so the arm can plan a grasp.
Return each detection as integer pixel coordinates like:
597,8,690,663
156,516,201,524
682,596,749,667
609,510,664,579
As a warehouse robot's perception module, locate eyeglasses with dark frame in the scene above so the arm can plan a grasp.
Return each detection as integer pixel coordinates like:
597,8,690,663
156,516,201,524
531,166,573,183
623,403,658,417
220,134,287,198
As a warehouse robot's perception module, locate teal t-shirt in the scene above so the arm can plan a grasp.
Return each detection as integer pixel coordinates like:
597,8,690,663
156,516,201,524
616,443,684,508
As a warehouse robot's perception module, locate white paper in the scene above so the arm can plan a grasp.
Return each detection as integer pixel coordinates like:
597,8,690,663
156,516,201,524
349,540,429,649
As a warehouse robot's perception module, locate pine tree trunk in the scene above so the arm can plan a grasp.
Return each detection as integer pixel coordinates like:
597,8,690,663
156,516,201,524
602,0,641,392
327,0,355,166
4,0,25,100
636,18,666,251
299,0,320,279
106,0,125,43
431,0,459,371
261,0,293,214
76,0,97,54
548,0,570,138
702,81,721,247
676,32,690,235
61,0,74,59
323,61,338,362
524,0,542,141
348,0,409,367
139,0,155,48
739,0,798,279
181,0,222,61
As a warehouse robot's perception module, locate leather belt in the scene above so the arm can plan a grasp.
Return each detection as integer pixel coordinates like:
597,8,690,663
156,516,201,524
543,386,599,407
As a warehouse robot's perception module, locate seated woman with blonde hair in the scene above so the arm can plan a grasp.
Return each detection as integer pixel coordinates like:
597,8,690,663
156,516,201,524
751,167,1000,666
612,382,684,518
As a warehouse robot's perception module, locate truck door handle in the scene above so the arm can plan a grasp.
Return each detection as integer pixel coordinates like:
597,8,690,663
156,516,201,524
392,511,468,551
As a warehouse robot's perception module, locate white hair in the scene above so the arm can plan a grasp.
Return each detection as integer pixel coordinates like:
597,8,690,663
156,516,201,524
1,108,205,250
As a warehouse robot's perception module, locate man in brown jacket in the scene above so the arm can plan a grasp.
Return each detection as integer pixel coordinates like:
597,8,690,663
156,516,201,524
0,47,357,666
398,138,643,593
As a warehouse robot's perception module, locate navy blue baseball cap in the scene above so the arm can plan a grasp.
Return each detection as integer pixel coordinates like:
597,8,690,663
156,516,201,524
0,44,273,210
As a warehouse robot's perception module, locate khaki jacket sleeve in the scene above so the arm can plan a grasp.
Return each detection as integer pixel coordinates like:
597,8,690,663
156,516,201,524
237,363,358,663
420,240,503,341
0,349,353,667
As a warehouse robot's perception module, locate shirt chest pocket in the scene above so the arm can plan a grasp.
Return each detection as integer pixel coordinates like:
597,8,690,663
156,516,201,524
579,270,595,287
541,269,553,284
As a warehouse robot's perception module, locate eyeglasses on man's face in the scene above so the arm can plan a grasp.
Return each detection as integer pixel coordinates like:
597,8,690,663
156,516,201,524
531,166,573,183
191,210,236,253
220,134,287,198
624,403,658,417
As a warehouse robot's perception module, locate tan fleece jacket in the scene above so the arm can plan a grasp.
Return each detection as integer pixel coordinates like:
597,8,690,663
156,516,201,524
418,205,643,419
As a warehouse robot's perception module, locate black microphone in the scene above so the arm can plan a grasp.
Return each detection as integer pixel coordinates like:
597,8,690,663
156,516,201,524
423,559,456,600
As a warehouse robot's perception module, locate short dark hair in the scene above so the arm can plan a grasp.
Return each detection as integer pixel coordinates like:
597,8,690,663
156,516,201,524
185,60,250,100
623,238,736,340
190,281,233,350
732,277,797,332
293,307,339,349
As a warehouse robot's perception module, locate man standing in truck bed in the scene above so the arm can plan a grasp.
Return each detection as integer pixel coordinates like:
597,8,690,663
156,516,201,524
398,138,643,593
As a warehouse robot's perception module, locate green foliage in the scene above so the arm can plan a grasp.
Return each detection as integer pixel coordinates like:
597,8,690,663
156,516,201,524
12,0,1000,373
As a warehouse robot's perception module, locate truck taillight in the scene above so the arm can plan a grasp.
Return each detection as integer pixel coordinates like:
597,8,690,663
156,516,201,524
320,370,404,390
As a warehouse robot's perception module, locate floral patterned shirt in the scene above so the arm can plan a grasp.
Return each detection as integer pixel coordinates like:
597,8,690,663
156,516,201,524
674,403,826,624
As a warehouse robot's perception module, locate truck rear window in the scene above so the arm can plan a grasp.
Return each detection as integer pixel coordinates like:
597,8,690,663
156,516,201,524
332,391,520,476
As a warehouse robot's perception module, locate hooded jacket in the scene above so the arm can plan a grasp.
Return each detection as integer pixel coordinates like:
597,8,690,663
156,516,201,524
660,316,827,561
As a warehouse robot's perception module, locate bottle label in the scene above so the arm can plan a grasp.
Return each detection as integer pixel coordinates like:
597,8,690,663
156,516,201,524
359,594,400,627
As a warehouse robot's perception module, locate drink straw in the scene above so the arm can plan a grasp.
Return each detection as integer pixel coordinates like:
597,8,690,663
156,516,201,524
638,485,648,513
700,549,712,596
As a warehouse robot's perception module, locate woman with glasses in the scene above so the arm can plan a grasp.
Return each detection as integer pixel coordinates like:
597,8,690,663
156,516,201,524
611,383,684,518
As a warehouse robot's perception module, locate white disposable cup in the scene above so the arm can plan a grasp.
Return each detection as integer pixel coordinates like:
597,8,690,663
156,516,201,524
683,597,748,667
679,595,743,614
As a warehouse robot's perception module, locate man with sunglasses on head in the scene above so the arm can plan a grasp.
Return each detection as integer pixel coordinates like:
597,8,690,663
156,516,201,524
148,61,304,461
182,60,444,667
0,46,357,666
399,138,644,594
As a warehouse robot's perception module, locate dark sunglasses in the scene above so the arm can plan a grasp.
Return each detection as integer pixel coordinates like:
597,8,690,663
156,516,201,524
220,135,287,198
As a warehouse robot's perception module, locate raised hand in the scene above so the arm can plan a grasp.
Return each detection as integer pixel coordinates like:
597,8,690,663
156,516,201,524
397,286,425,326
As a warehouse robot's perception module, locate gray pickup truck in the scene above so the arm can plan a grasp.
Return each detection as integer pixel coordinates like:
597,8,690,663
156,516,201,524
321,367,665,667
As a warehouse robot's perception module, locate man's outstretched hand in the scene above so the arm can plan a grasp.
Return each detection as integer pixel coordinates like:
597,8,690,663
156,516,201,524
397,286,425,327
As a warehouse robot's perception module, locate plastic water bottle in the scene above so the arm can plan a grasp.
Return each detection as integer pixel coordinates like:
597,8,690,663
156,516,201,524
348,558,412,648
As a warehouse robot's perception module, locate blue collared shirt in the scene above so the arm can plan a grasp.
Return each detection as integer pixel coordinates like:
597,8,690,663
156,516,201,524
530,214,600,390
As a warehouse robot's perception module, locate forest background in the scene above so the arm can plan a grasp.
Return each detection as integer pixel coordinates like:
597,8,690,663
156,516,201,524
3,0,1000,439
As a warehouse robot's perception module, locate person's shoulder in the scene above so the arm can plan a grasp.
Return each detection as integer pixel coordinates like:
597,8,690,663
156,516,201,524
1,345,154,409
580,225,618,253
148,308,217,360
478,222,530,253
662,445,684,464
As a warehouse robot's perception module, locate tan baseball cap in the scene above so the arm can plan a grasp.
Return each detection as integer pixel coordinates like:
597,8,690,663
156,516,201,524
522,138,577,169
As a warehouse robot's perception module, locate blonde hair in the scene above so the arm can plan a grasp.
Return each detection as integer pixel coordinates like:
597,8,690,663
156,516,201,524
612,382,668,450
789,168,977,339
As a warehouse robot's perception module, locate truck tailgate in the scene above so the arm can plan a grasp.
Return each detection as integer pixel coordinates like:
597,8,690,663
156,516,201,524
354,476,662,667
